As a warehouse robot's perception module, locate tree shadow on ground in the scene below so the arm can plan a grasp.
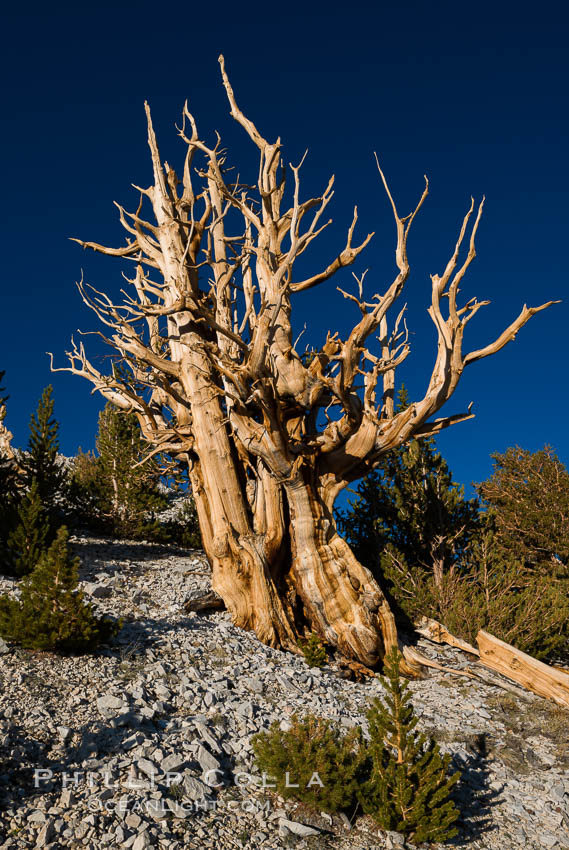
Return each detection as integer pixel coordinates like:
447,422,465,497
69,535,204,567
108,611,224,649
0,610,228,820
447,736,502,846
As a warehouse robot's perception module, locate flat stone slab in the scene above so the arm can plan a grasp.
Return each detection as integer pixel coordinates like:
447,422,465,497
279,818,321,837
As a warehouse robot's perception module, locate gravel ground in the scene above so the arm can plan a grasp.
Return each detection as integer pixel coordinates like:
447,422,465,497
0,535,567,849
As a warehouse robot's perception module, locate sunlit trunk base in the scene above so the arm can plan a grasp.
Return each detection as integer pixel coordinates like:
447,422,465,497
193,457,417,673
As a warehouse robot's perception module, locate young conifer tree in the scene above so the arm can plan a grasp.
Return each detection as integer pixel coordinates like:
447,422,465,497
66,448,101,527
5,479,49,576
0,526,120,652
22,385,66,534
92,402,168,538
476,445,569,574
338,386,479,622
69,404,201,543
252,713,364,813
360,646,460,843
452,524,569,659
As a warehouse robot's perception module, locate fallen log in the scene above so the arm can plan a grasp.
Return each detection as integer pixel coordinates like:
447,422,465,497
402,645,477,679
403,646,540,701
414,617,480,656
468,664,537,703
476,629,569,708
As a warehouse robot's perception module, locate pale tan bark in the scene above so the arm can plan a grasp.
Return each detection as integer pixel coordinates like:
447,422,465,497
477,630,569,707
51,57,557,670
0,404,15,461
415,616,480,655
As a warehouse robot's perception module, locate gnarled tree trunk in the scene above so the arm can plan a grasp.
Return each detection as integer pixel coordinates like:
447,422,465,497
192,435,398,666
53,56,555,670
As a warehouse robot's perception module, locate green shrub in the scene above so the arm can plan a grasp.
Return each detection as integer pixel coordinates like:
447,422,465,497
359,647,460,844
21,385,67,536
0,526,121,653
67,403,168,539
299,632,327,668
381,528,569,660
4,479,49,577
252,714,364,813
161,497,202,549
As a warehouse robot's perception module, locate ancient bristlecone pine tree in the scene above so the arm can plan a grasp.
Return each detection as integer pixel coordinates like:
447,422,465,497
52,57,555,668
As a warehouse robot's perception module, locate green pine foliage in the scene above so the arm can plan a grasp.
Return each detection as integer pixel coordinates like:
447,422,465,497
160,495,202,549
22,385,66,533
252,713,365,813
337,387,479,624
444,522,569,660
365,512,568,661
66,448,101,525
338,388,568,659
0,526,120,653
359,647,460,843
476,445,569,573
95,402,167,537
68,404,202,546
69,403,168,539
252,652,461,840
5,479,49,577
300,632,328,668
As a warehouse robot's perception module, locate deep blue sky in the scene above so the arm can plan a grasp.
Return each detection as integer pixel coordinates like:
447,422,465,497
1,0,567,498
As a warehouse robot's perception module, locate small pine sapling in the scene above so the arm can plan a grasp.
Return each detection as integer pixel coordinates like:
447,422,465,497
359,647,460,844
252,713,365,813
22,385,66,534
166,497,202,549
80,402,168,539
5,479,49,576
0,526,121,652
300,632,328,668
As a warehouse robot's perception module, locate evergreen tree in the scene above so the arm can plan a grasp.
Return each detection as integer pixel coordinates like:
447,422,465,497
299,632,328,668
22,385,66,531
476,445,569,573
451,524,569,659
359,647,460,843
252,713,365,813
95,402,168,537
337,388,479,626
0,526,120,652
69,403,168,538
66,448,103,530
4,479,49,576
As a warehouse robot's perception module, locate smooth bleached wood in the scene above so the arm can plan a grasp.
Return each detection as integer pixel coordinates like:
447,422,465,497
477,630,569,708
415,617,480,656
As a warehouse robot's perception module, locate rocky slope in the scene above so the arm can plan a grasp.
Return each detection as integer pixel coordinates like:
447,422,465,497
0,536,567,850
